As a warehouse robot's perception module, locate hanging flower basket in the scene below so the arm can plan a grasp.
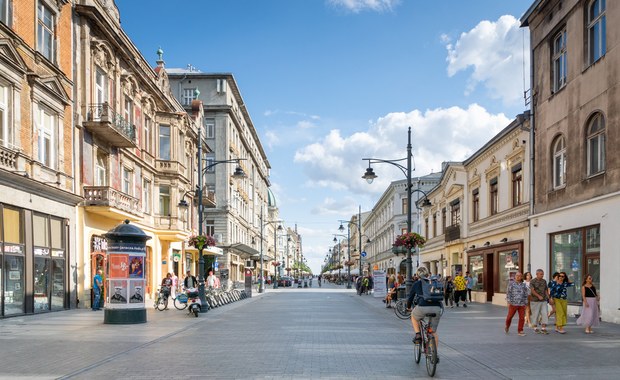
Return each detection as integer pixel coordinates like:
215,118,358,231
344,261,355,266
271,261,281,267
188,234,217,250
285,267,291,271
391,245,408,255
393,232,426,250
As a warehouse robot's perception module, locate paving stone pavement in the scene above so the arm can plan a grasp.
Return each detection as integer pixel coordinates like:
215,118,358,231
1,282,619,379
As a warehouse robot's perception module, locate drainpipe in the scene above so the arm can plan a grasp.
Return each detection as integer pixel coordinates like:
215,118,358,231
528,31,535,274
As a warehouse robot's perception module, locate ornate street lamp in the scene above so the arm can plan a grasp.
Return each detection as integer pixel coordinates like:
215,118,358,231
362,127,431,298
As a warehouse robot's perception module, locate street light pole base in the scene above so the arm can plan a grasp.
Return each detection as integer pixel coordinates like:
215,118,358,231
346,284,352,289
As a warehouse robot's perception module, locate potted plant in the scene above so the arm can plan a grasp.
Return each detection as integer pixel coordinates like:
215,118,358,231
392,232,426,254
188,234,217,250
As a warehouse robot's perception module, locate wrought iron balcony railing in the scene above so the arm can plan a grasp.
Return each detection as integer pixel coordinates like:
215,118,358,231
84,103,137,147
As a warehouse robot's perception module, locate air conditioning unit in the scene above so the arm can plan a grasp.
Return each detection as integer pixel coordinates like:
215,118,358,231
245,260,254,268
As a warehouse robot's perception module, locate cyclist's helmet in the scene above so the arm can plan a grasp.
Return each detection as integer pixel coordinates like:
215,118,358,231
416,266,430,279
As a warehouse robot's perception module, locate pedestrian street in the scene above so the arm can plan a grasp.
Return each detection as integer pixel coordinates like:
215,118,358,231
1,282,619,379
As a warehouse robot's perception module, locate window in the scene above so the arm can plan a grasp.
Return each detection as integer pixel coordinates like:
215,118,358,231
552,136,567,188
588,0,606,64
450,200,460,225
142,178,151,213
472,189,480,222
38,106,55,169
552,29,567,92
0,83,10,148
432,214,437,237
205,154,215,172
441,208,446,234
551,225,600,303
159,125,170,160
424,218,429,238
121,166,133,195
124,98,133,125
95,151,107,186
0,0,9,25
216,78,227,93
490,178,498,215
586,113,605,176
95,68,107,104
206,220,215,236
401,197,408,215
144,116,152,153
159,185,170,216
498,249,520,293
205,118,215,138
37,2,55,61
512,164,523,207
182,88,196,105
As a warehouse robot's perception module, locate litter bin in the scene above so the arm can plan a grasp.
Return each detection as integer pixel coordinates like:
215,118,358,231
397,285,406,301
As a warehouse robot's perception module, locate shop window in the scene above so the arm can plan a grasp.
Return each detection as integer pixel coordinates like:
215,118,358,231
498,250,520,293
50,217,65,311
551,225,600,303
468,254,484,291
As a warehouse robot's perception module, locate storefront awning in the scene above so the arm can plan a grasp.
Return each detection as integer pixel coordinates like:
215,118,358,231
224,243,259,259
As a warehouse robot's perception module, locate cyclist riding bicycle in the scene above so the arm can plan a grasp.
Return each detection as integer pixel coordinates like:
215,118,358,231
407,267,443,356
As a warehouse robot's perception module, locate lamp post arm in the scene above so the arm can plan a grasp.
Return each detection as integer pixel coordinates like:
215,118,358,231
203,158,246,173
362,157,409,178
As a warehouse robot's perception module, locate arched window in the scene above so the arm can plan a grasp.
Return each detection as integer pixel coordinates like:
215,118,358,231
586,113,605,176
552,135,566,189
587,0,606,64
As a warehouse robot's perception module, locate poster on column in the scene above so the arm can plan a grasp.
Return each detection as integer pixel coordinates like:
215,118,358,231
373,270,387,298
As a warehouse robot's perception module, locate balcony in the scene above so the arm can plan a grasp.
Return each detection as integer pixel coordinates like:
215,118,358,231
0,145,18,171
156,160,187,177
83,103,137,147
445,224,461,242
83,186,142,219
202,190,217,208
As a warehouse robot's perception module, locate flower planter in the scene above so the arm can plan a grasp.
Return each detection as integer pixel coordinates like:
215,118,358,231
391,246,408,255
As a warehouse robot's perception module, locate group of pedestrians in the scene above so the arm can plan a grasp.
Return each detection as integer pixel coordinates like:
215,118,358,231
505,269,600,336
442,271,476,308
355,275,373,295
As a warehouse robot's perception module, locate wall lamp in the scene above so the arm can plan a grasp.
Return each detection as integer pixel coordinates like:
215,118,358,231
483,241,491,247
500,237,508,243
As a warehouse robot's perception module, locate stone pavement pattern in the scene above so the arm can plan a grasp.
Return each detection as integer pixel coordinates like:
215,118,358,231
1,283,619,379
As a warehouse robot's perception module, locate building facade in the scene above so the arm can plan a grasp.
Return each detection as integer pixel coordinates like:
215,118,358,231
522,0,620,322
0,0,81,317
421,114,530,305
167,67,273,286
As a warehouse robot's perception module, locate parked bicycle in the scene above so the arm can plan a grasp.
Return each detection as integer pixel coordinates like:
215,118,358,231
154,286,170,311
394,299,411,320
414,312,440,377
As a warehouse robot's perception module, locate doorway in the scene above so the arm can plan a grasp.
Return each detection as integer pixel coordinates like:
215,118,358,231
485,253,494,302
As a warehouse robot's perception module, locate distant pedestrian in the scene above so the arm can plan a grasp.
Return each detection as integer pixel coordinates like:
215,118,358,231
443,275,455,308
576,274,600,334
465,271,475,302
529,269,550,334
92,269,103,311
505,272,529,336
184,270,197,289
547,272,559,319
170,272,178,299
453,271,467,307
523,272,532,327
550,271,574,334
361,276,369,295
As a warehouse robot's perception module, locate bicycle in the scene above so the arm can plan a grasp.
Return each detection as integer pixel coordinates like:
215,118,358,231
154,287,170,311
414,312,440,377
394,299,411,320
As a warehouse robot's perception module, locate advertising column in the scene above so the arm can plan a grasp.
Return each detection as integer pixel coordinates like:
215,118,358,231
103,220,151,324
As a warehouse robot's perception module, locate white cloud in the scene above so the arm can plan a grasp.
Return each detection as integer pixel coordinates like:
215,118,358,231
294,104,511,196
445,15,530,105
327,0,400,13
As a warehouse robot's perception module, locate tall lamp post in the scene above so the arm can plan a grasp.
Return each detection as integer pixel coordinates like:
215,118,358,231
332,236,344,283
362,127,430,298
258,208,282,293
336,221,352,289
183,126,246,309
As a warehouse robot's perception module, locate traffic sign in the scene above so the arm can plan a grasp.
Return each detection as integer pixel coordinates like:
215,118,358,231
214,262,219,271
361,251,367,257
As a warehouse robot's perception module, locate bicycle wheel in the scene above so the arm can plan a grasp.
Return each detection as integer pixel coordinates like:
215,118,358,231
394,300,411,320
156,296,166,311
425,335,437,377
413,340,422,364
174,296,188,310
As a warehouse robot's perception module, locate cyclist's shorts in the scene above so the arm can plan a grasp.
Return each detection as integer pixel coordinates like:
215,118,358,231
411,305,442,330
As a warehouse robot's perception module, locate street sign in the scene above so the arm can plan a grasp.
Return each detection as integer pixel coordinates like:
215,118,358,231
214,262,219,271
361,251,367,257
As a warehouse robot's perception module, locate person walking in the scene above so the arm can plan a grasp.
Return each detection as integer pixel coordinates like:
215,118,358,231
523,272,532,327
465,271,475,302
576,274,600,334
529,269,550,334
92,269,103,311
453,270,467,308
170,272,178,299
443,275,455,308
184,270,197,289
547,272,559,319
505,272,529,336
549,271,575,334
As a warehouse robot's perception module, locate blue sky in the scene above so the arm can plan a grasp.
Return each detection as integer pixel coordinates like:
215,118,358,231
116,0,533,273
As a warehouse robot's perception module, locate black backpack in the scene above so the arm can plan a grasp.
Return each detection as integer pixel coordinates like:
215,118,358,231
418,276,444,303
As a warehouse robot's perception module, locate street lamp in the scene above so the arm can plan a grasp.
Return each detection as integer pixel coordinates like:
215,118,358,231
362,127,431,298
337,221,352,289
332,236,344,283
258,208,282,293
188,122,246,309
